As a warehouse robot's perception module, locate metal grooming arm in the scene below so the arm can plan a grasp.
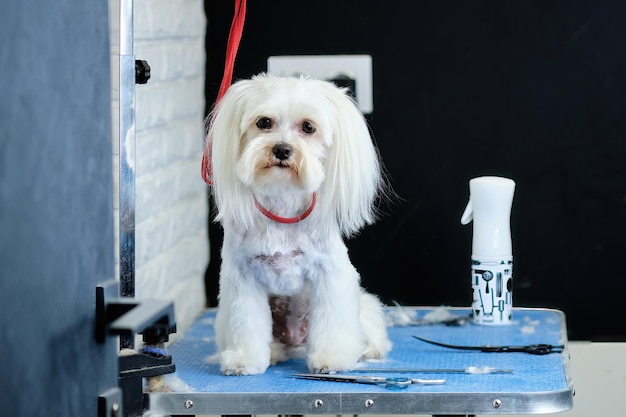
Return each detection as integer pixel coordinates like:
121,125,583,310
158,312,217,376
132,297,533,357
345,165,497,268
110,0,138,350
102,1,177,416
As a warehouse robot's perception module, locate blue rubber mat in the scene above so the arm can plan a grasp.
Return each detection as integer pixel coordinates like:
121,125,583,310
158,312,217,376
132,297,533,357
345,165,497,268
166,307,571,395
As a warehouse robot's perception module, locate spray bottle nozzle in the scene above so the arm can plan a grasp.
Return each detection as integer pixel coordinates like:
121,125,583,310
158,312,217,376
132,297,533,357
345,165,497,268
460,200,473,225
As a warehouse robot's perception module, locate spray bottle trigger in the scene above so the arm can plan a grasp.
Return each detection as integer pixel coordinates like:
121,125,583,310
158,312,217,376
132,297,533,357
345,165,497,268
461,200,473,225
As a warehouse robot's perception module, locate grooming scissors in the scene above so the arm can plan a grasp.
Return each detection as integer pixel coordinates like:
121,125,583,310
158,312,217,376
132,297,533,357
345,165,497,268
293,373,445,389
413,336,564,355
350,366,513,374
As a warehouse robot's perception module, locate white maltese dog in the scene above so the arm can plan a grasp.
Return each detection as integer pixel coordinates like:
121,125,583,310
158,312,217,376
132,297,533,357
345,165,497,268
204,74,391,375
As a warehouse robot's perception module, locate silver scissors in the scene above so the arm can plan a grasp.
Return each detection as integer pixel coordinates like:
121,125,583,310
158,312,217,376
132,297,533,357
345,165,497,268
293,373,445,390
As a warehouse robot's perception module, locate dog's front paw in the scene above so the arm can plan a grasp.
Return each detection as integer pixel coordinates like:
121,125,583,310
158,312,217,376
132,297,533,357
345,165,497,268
306,345,362,374
307,355,357,374
220,350,270,376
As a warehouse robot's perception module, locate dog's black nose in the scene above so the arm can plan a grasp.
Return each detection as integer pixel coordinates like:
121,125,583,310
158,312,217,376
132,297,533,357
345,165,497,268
272,143,293,160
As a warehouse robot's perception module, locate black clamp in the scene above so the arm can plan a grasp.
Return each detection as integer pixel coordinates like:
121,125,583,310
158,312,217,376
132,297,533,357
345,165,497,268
96,281,177,417
119,347,176,417
95,282,176,344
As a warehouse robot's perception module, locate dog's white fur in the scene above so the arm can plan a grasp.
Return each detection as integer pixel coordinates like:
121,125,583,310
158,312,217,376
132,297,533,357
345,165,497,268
207,74,391,375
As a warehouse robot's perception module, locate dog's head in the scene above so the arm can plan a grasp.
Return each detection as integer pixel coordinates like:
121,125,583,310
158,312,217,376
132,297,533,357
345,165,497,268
205,74,385,236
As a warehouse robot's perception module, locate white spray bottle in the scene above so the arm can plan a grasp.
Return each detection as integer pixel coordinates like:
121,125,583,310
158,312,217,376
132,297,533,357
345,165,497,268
461,176,516,325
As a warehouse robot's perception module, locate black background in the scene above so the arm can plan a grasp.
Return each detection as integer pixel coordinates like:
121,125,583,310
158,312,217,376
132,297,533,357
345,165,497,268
204,1,626,341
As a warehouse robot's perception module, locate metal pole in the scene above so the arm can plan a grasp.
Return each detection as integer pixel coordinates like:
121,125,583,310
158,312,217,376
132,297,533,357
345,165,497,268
110,0,136,349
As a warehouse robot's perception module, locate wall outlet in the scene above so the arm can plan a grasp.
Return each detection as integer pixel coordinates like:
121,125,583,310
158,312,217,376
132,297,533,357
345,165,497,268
267,55,373,113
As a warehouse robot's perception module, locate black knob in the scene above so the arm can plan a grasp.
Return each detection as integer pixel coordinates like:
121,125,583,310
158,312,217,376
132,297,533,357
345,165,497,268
135,59,151,84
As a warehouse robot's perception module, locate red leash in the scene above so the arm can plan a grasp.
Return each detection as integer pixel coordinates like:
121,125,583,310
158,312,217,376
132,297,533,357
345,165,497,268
202,0,247,185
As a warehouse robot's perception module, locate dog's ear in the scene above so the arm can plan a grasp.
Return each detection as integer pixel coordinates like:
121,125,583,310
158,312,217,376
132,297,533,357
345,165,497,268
205,79,256,225
320,83,384,237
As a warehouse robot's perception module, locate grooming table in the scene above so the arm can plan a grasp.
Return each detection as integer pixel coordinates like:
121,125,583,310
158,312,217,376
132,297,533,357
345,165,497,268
146,307,573,415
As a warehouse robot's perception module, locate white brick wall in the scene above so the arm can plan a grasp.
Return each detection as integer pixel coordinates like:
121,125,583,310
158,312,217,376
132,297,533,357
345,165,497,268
131,0,208,335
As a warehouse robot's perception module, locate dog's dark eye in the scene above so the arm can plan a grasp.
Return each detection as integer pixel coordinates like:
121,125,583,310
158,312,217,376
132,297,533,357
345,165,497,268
301,121,316,134
256,117,273,130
